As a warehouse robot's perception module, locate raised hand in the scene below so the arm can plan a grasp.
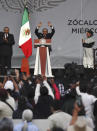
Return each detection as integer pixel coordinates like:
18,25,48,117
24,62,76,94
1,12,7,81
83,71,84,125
82,39,85,43
50,78,55,84
37,22,42,28
48,21,52,27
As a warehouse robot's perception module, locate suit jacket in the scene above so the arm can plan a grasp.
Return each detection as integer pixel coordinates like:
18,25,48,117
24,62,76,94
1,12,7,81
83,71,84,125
35,27,55,51
0,32,15,56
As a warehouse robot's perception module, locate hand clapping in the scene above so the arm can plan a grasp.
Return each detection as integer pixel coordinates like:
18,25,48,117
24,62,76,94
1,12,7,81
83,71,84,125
37,22,42,28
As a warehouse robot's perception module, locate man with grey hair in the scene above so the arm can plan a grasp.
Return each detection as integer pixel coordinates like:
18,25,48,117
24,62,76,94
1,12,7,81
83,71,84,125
0,27,15,68
35,22,55,53
14,109,39,131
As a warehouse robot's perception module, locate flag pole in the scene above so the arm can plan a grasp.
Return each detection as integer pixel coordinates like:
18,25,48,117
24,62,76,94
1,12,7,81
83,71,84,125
20,0,31,76
24,0,27,7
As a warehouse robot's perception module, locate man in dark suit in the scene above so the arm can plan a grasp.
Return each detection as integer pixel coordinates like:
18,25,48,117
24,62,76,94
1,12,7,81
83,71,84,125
0,27,15,69
35,22,55,52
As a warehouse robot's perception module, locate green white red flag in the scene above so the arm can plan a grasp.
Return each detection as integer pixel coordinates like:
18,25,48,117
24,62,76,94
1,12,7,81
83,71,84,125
19,7,32,58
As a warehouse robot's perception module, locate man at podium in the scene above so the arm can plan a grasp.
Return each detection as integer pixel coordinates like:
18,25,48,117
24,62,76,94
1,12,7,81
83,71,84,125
35,21,55,53
34,22,55,77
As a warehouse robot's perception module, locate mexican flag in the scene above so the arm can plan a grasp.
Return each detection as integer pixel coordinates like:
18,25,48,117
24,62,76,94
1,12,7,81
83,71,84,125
19,7,32,58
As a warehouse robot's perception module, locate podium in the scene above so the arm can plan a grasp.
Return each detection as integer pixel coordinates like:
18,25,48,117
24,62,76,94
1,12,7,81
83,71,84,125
34,39,53,77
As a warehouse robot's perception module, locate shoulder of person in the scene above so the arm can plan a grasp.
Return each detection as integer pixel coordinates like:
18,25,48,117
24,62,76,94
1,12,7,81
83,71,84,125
9,33,14,36
0,32,4,35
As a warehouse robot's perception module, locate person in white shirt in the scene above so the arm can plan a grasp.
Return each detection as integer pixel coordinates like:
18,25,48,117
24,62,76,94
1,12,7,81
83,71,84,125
82,30,95,68
76,84,97,128
34,76,54,104
48,100,71,130
0,88,15,119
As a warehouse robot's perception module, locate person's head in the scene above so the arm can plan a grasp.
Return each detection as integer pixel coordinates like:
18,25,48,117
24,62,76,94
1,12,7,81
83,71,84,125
86,30,93,38
4,80,14,91
22,110,33,131
93,87,97,98
0,117,13,131
3,27,9,34
79,84,87,93
70,88,77,98
51,100,61,113
22,109,33,122
40,86,48,96
50,127,65,131
42,28,48,35
0,88,8,101
35,74,43,83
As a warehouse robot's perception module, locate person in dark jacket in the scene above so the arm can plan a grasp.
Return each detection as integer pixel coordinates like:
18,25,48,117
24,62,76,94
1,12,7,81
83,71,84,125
0,27,15,68
13,96,33,119
35,21,55,53
34,86,53,119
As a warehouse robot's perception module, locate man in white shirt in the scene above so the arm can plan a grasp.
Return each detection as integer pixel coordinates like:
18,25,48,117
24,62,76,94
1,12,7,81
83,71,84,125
82,30,95,68
76,85,97,128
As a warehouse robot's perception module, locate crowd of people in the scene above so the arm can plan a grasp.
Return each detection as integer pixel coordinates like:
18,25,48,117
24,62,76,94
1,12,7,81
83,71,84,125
0,65,97,131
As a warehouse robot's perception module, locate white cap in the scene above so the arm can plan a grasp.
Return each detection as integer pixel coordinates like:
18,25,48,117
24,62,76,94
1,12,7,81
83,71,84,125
4,80,14,91
22,109,33,122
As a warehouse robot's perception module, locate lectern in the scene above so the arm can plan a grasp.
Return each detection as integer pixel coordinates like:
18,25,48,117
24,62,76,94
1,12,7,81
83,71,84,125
34,39,53,77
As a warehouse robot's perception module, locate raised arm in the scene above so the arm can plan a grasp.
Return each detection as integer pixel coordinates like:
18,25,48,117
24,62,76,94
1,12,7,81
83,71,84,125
43,77,54,99
35,22,42,37
34,78,41,104
48,21,55,38
70,103,81,125
50,78,60,100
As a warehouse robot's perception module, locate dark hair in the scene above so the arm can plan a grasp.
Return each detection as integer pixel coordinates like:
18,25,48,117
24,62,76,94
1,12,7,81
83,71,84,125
0,88,8,101
40,86,48,96
80,83,93,94
79,84,87,93
51,100,61,111
87,30,94,36
70,88,77,97
0,117,13,131
93,87,97,98
6,89,13,97
51,127,64,131
4,27,9,30
18,96,28,111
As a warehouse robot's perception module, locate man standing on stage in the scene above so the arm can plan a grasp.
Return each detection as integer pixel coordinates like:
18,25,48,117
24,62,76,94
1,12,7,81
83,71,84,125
82,30,95,68
35,21,55,52
0,27,15,69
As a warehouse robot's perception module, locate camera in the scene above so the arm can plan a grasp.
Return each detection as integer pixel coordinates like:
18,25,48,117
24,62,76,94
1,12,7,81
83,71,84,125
7,69,15,76
76,95,83,107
